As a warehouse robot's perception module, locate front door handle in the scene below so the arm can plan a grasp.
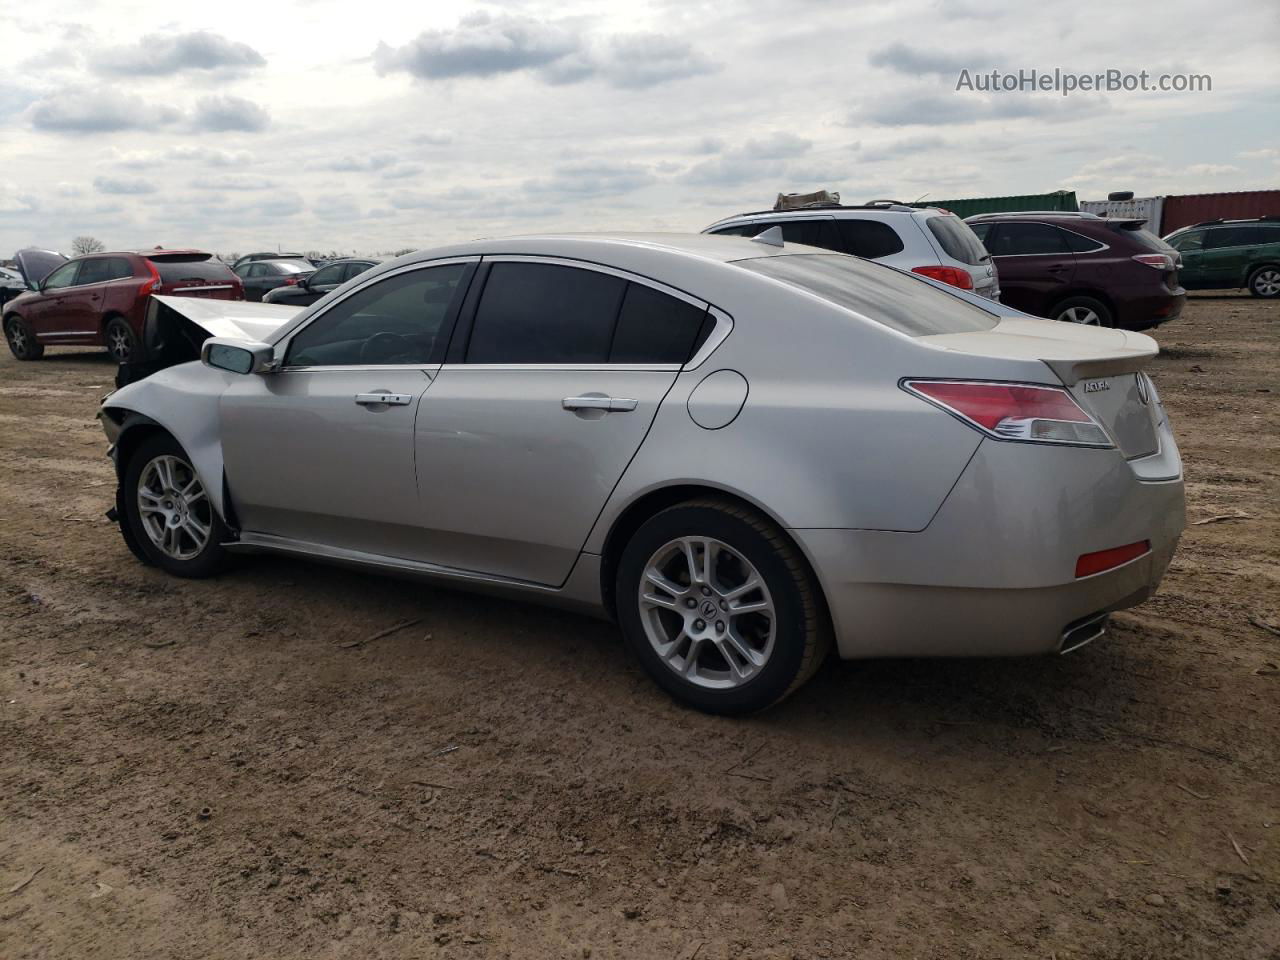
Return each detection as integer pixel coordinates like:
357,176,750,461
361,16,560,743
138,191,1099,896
562,395,637,413
355,392,413,406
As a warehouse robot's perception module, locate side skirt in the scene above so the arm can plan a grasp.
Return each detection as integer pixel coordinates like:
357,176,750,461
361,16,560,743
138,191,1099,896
225,532,608,619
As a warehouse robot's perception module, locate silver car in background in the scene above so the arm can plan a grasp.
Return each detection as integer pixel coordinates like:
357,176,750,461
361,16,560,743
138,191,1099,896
98,233,1184,713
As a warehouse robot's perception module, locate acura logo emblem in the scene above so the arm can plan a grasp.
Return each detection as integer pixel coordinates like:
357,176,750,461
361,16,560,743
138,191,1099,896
701,600,717,617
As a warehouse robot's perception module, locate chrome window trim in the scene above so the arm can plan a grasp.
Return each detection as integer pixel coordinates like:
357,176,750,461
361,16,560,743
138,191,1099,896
438,363,682,373
276,364,438,375
985,221,1109,258
684,306,733,370
272,255,482,363
479,254,710,311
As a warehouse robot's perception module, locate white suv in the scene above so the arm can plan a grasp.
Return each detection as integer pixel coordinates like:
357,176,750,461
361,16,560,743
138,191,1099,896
703,202,1000,300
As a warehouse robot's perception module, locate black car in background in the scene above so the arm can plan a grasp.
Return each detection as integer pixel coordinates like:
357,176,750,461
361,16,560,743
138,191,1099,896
0,265,27,308
262,258,381,306
231,257,315,302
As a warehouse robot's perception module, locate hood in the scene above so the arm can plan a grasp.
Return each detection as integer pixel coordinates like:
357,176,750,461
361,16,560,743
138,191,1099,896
919,316,1158,385
150,294,301,341
14,248,67,288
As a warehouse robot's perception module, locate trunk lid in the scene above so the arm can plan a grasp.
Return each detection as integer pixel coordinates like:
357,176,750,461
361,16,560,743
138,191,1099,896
920,316,1162,458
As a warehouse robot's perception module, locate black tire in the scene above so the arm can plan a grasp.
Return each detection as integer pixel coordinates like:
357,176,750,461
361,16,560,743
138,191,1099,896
4,315,44,360
104,317,141,363
615,499,830,714
1052,296,1113,327
120,433,230,578
1247,265,1280,299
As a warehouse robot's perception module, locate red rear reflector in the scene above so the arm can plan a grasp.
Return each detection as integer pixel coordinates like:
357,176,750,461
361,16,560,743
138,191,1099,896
1132,253,1174,271
911,265,974,290
1075,541,1150,578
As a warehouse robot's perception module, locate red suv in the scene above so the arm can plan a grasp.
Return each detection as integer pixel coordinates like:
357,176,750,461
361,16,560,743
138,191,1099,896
966,213,1185,330
3,249,243,362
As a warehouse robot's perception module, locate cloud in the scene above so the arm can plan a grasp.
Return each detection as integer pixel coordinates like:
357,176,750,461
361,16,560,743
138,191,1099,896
524,162,656,198
94,175,156,195
411,131,455,146
374,12,577,80
683,132,813,186
855,91,1108,126
29,88,181,132
858,135,948,162
166,145,255,166
381,163,425,180
92,30,266,76
191,175,278,191
319,152,398,172
1239,147,1280,161
374,14,714,90
191,95,269,132
868,42,974,76
0,181,39,213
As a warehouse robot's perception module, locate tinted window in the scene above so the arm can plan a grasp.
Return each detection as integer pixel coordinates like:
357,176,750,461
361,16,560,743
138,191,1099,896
1060,229,1106,253
1205,227,1254,249
1252,225,1280,244
968,221,992,243
838,219,906,258
286,262,470,367
466,262,626,364
775,219,841,251
42,261,80,289
710,224,755,237
987,222,1070,256
737,254,999,337
1169,231,1203,252
309,263,347,287
151,257,235,284
1115,224,1176,254
610,283,708,364
925,215,988,265
266,260,312,274
343,261,376,281
77,257,132,284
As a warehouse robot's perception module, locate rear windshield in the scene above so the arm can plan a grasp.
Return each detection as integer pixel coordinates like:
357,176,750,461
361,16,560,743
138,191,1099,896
926,215,989,265
738,254,999,336
148,256,236,284
1113,223,1176,253
267,260,313,274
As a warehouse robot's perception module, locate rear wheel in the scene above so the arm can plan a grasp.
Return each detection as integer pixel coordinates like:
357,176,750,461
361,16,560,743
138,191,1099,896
121,434,230,578
615,499,829,714
105,318,140,363
1247,265,1280,298
4,315,44,360
1053,296,1113,327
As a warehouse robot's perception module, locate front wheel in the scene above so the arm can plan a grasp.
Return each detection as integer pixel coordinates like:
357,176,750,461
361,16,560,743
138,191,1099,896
5,316,44,360
615,499,829,714
121,434,230,577
1053,296,1113,327
1248,265,1280,298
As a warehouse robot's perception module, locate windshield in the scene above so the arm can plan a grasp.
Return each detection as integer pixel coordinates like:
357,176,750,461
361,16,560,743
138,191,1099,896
736,254,1000,336
269,260,313,274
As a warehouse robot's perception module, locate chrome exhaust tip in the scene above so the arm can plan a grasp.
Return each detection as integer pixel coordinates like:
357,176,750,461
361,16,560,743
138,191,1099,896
1060,613,1109,654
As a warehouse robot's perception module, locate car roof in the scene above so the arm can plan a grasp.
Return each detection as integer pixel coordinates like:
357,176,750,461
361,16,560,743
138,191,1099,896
966,212,1101,222
706,203,927,228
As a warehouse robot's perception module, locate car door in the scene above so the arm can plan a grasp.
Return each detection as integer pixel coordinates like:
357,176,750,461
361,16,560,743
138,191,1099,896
1197,226,1252,287
25,260,82,339
66,256,119,338
303,261,348,302
233,262,261,300
1168,229,1206,287
414,258,712,585
219,259,478,558
983,221,1075,317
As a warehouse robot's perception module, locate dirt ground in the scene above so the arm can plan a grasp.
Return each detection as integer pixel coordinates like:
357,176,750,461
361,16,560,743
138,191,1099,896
1,293,1277,959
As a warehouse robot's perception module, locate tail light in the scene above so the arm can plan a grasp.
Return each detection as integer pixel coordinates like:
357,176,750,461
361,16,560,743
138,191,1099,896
903,379,1113,447
911,265,974,290
1075,540,1150,578
283,276,300,286
138,260,161,297
1132,253,1175,271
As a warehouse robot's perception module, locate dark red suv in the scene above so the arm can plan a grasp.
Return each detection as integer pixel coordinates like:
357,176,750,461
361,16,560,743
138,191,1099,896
966,213,1185,330
3,249,243,362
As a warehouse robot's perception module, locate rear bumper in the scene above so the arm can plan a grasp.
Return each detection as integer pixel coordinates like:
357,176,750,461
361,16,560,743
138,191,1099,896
792,438,1185,659
1116,290,1185,331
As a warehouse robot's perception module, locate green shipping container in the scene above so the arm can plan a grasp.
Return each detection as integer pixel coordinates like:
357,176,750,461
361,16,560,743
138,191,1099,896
909,190,1079,219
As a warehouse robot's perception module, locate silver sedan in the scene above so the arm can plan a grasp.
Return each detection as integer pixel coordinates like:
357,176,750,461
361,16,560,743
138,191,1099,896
98,233,1185,713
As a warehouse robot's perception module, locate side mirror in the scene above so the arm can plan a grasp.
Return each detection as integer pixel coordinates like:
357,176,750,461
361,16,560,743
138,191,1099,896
201,337,276,375
297,276,310,290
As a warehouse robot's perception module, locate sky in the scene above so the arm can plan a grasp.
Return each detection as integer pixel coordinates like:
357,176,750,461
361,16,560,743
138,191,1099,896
1,0,1277,257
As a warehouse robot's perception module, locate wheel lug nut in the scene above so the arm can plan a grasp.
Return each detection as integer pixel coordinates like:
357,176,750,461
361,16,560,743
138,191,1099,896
719,600,727,611
716,621,725,633
693,619,705,631
685,598,697,609
701,586,712,597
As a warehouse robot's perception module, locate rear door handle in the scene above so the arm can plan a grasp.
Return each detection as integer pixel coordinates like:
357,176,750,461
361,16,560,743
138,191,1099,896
562,395,637,412
355,392,414,406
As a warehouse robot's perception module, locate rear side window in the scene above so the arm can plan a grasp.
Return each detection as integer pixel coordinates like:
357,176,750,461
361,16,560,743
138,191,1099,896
737,254,999,337
610,283,709,364
987,222,1070,256
1252,225,1280,243
837,219,905,259
150,256,236,284
775,219,841,252
467,262,626,364
76,257,133,284
925,215,988,265
1060,229,1107,253
1203,227,1255,249
286,262,470,366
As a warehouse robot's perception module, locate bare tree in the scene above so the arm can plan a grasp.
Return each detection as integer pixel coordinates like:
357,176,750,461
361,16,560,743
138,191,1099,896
72,236,106,255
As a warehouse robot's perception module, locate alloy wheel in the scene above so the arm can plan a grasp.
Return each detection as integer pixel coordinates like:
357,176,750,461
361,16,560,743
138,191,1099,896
136,455,212,560
1060,306,1100,325
7,321,27,355
108,325,133,361
637,536,776,689
1253,269,1280,297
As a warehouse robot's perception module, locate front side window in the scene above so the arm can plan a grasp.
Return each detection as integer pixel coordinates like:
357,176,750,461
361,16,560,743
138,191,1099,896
466,262,627,364
308,263,347,287
344,261,376,281
42,261,80,289
987,222,1070,256
286,261,471,367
